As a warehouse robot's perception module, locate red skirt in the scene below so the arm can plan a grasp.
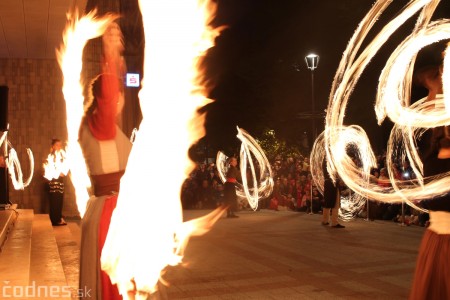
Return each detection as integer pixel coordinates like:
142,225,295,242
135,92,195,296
409,229,450,300
99,195,122,300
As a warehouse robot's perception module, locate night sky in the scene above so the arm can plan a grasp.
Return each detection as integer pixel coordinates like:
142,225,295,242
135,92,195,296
196,0,448,156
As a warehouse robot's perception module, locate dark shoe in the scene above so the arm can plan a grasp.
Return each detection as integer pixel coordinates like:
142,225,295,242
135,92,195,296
321,222,329,226
229,214,239,218
53,222,67,226
53,219,67,226
331,224,345,228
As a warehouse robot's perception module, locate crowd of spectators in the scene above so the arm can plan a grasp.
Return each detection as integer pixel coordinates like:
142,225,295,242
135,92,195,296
181,150,430,227
364,152,429,227
181,153,321,213
181,162,224,209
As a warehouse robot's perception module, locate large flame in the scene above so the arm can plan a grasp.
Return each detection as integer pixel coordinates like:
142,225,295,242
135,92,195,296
56,11,117,217
43,149,69,181
311,0,450,215
100,0,225,297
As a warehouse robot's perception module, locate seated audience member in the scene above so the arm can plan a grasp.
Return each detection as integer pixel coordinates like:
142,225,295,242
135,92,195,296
213,183,225,207
181,178,196,209
195,179,214,209
305,187,323,213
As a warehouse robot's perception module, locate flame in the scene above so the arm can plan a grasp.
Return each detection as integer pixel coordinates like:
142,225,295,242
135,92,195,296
100,0,225,297
56,11,117,217
0,131,5,148
43,149,69,181
0,132,34,190
311,0,450,216
216,127,274,210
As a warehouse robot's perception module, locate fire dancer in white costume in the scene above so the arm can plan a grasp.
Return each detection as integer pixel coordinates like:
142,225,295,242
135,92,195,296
78,22,131,300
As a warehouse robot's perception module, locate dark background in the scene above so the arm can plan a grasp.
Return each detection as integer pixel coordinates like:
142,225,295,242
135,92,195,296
201,0,439,155
105,0,449,157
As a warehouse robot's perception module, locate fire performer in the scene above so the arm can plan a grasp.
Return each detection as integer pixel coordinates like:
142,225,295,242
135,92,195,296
43,138,69,226
224,157,241,218
409,41,450,300
321,158,345,228
78,21,132,300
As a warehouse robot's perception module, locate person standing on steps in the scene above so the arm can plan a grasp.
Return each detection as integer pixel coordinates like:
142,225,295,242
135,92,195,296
43,138,69,226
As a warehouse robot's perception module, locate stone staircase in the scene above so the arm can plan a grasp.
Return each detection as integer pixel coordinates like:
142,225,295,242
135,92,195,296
0,209,81,299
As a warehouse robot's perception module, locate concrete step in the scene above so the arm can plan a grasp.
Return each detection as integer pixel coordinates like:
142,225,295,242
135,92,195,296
0,210,81,299
0,209,34,295
29,214,71,299
52,219,81,297
0,204,19,252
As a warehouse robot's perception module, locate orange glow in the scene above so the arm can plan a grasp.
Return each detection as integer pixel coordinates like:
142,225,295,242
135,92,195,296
100,0,225,297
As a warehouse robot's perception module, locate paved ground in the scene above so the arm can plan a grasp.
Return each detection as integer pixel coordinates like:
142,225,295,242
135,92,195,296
54,209,424,300
150,209,423,300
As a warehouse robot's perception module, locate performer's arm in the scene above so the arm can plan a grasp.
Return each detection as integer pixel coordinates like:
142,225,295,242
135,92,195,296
88,22,124,140
88,67,120,140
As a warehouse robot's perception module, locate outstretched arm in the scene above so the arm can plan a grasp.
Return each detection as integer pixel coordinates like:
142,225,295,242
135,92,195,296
88,22,125,140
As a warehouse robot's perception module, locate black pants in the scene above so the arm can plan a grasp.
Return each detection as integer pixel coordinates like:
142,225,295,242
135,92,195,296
49,192,63,225
224,182,237,215
48,178,64,225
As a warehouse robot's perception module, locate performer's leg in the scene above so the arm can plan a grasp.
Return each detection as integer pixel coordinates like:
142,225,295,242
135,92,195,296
331,206,339,226
55,192,63,222
49,192,60,225
322,208,330,224
331,194,344,228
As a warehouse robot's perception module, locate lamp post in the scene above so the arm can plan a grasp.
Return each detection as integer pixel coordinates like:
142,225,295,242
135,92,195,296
305,53,319,215
305,53,319,142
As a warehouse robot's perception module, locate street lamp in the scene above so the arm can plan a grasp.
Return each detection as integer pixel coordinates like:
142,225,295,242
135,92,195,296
305,53,319,70
305,53,319,141
305,53,319,215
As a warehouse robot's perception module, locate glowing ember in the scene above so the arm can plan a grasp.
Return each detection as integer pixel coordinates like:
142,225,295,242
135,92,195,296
311,0,450,216
56,11,117,217
216,127,274,210
100,0,226,297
